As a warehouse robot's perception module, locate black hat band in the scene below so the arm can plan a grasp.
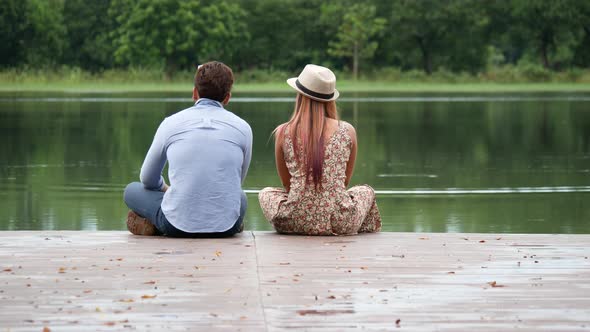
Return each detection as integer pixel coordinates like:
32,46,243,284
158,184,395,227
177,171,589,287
296,79,334,100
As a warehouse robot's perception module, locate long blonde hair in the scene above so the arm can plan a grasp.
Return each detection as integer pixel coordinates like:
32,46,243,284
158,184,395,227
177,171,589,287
275,94,339,188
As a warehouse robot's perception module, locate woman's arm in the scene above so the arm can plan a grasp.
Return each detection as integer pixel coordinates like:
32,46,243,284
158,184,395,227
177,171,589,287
275,125,291,192
344,123,357,187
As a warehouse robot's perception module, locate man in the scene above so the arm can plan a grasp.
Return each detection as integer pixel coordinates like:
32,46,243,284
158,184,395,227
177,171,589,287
124,61,252,237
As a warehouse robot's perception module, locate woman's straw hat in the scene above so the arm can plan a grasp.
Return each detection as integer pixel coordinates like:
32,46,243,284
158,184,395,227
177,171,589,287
287,64,339,102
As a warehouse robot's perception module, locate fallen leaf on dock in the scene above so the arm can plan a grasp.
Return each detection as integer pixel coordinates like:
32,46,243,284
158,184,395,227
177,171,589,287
141,295,157,299
297,309,354,316
396,319,401,327
143,281,156,284
419,237,429,240
215,251,222,257
279,262,291,265
447,271,455,274
103,322,116,326
43,327,51,332
479,240,486,243
487,281,505,288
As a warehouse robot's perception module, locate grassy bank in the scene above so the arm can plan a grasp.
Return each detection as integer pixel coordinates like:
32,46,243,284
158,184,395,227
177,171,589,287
2,81,590,93
1,67,590,93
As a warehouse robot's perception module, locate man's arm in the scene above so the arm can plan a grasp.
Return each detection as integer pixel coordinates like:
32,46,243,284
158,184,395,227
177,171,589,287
240,125,253,183
140,120,169,191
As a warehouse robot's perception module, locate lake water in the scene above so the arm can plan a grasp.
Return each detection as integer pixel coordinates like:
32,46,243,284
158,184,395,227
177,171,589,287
1,91,589,233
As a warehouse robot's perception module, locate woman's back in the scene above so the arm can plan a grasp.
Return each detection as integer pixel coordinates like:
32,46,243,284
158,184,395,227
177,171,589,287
258,64,381,235
282,120,352,197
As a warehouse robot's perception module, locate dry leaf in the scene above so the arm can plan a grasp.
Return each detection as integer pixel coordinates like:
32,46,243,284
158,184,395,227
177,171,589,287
43,327,51,332
103,322,116,326
279,262,291,265
360,267,368,270
95,307,102,312
215,251,222,257
141,295,157,299
487,281,505,288
479,240,486,243
396,319,401,327
119,299,134,303
83,290,92,293
143,281,156,284
496,237,502,240
297,309,354,316
239,316,247,320
419,237,429,240
447,271,455,274
3,268,12,272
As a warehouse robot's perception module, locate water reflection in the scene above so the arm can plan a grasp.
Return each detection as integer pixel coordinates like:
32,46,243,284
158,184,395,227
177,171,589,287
0,91,589,233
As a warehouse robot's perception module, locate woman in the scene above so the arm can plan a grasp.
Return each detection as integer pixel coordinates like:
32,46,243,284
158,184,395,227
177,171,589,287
258,64,381,235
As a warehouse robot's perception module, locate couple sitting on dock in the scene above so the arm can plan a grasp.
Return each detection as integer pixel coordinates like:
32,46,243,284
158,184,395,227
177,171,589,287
124,61,381,237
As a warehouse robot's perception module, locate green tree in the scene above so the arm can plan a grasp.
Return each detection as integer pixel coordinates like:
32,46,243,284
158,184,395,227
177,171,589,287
511,0,580,69
0,0,66,67
110,0,248,78
239,0,328,72
327,3,386,80
62,0,114,71
0,0,27,67
391,0,489,75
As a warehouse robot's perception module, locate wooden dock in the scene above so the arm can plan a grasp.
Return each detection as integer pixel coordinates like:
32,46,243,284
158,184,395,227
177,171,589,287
1,231,589,331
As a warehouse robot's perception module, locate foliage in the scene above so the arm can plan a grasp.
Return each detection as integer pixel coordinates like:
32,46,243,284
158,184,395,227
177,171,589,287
327,3,386,80
510,0,582,69
389,0,489,74
0,0,589,79
110,0,248,78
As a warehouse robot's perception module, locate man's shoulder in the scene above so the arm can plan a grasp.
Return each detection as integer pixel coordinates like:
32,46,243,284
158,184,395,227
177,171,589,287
223,109,252,133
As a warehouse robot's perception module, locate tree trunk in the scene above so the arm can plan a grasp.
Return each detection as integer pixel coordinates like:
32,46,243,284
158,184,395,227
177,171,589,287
417,37,432,75
165,58,177,81
353,41,359,81
540,31,551,69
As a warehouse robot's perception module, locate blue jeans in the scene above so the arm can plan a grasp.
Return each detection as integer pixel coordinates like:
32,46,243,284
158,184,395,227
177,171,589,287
123,182,246,238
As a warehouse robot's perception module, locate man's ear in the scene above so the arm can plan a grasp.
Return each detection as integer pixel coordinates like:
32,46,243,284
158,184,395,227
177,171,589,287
192,87,199,101
222,92,231,105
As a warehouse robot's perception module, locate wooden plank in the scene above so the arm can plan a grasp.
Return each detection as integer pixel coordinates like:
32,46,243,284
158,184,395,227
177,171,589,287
1,231,589,331
0,232,265,331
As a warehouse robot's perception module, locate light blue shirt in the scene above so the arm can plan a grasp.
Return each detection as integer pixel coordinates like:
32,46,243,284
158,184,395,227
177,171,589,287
140,98,253,232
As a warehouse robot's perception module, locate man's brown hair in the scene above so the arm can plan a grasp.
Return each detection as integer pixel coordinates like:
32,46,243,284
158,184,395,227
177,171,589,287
194,61,234,102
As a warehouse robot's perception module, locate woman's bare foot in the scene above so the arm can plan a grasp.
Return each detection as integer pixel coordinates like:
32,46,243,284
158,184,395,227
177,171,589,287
126,211,158,236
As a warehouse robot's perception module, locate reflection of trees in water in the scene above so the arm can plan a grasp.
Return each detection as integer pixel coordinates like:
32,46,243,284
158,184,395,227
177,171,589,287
1,95,590,232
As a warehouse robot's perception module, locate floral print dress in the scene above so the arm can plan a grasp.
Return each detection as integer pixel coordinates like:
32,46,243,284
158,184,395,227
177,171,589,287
258,121,381,235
